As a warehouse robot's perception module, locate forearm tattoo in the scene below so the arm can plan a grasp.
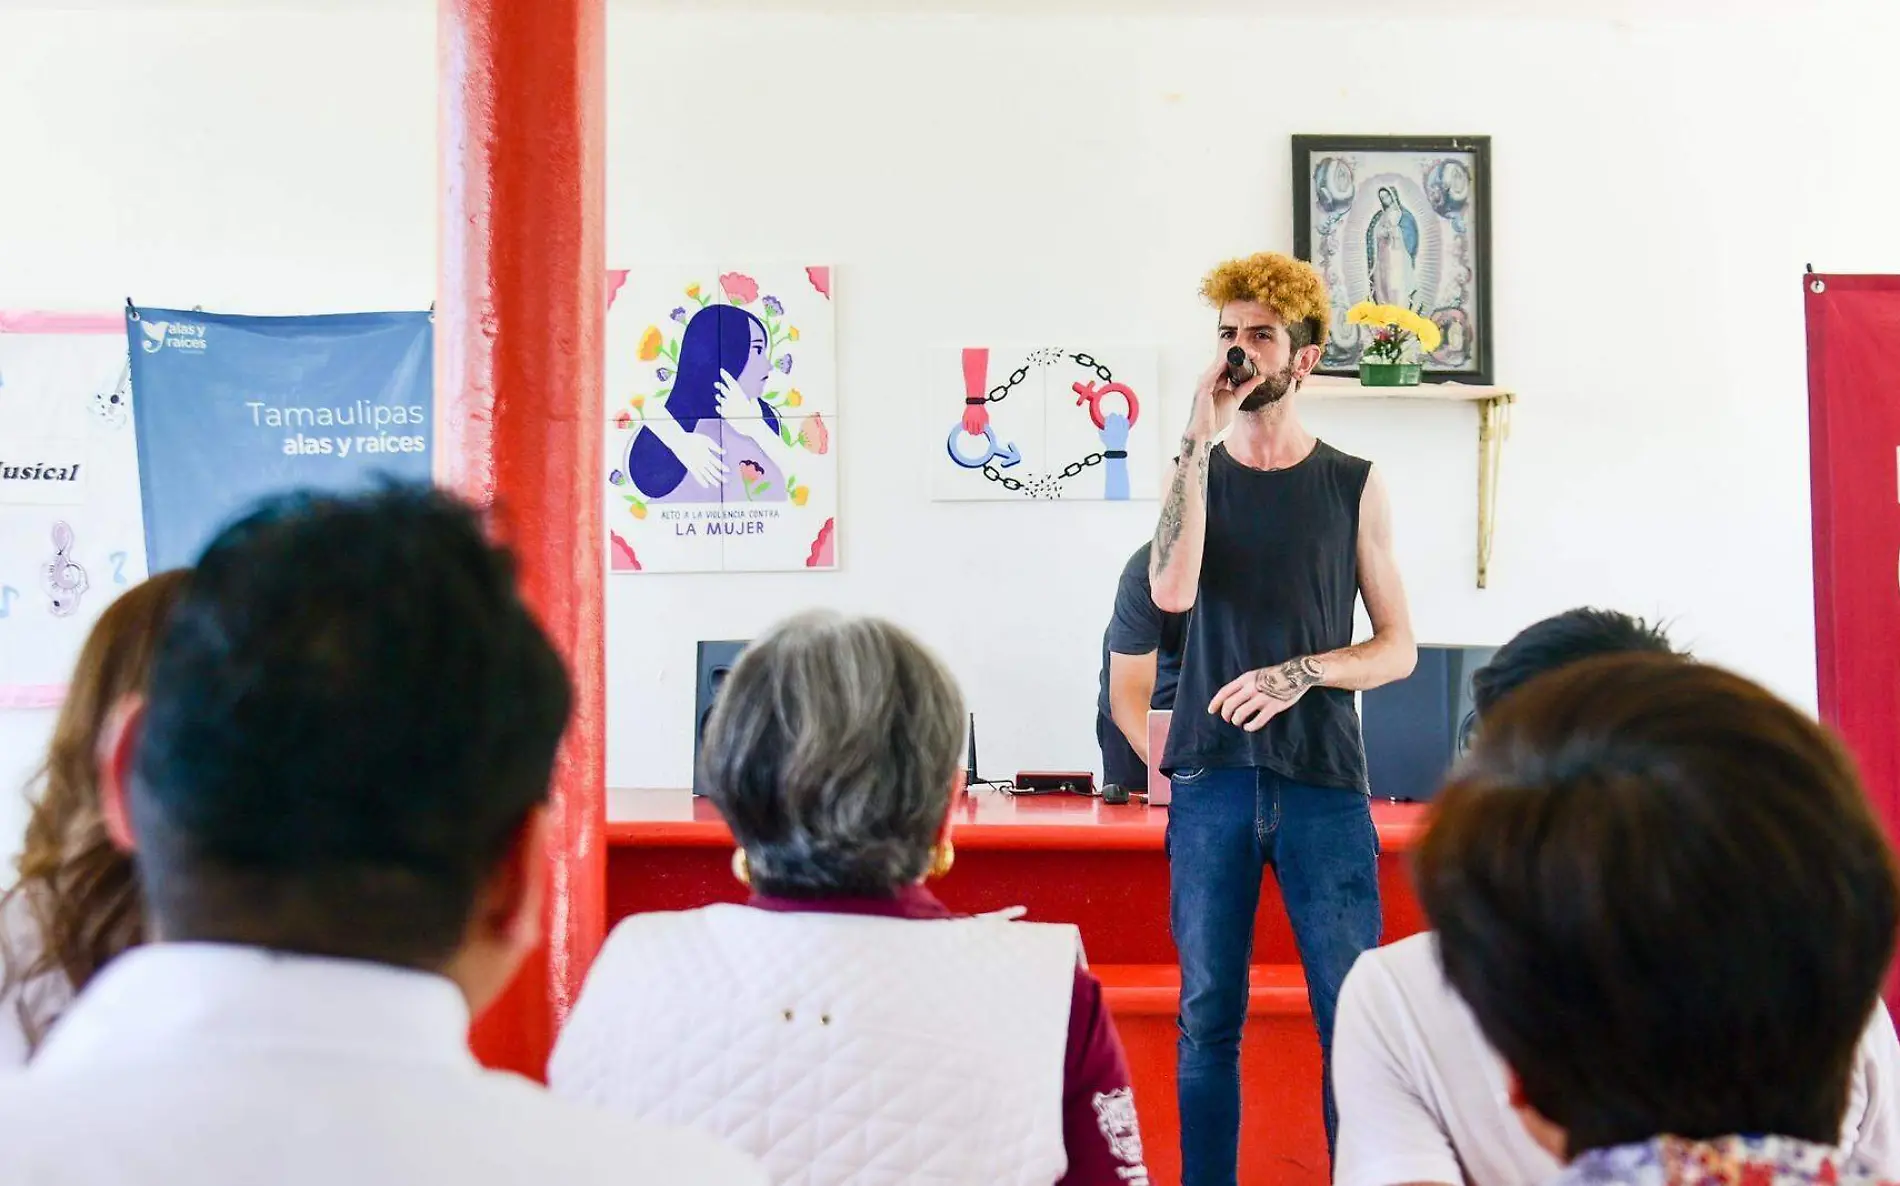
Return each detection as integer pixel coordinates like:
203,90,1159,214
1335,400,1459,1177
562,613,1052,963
1153,438,1206,572
1255,656,1324,702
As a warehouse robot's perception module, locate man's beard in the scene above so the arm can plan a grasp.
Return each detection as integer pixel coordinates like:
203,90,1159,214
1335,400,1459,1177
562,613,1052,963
1239,358,1298,412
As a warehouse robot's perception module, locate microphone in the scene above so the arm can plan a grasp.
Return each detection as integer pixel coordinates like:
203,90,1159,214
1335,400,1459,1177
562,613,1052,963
1225,346,1257,386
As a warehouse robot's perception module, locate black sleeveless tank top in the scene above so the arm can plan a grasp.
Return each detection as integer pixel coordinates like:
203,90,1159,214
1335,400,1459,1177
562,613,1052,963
1161,439,1371,791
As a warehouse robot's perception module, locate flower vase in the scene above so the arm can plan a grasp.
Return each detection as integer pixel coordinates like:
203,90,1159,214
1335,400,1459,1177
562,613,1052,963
1359,362,1422,387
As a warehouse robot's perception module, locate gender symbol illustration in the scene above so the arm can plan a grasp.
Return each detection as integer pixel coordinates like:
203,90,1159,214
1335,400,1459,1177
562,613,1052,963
944,346,1141,500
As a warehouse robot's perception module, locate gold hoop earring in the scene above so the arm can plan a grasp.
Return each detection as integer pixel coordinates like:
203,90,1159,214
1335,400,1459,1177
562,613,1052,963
731,848,752,888
928,839,955,880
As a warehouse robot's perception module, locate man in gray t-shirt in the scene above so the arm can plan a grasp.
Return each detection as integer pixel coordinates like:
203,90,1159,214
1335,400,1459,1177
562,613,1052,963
1096,541,1186,790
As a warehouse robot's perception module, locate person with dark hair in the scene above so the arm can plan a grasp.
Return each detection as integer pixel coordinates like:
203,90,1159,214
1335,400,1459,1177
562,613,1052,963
552,611,1149,1186
0,488,762,1185
1150,250,1417,1181
1097,541,1186,793
1333,611,1900,1186
0,570,188,1066
1416,655,1900,1186
1466,606,1675,720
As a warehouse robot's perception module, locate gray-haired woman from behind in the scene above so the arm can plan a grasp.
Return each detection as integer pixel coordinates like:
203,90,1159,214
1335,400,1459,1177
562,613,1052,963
551,612,1149,1186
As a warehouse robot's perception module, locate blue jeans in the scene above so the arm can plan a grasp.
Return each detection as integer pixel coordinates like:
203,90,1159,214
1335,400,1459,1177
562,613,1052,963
1167,766,1382,1186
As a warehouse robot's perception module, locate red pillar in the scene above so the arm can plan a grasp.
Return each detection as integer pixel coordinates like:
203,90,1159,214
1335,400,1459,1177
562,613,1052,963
437,0,607,1077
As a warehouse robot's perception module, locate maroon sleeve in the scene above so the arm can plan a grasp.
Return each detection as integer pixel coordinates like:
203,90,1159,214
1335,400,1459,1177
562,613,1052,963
1057,968,1151,1186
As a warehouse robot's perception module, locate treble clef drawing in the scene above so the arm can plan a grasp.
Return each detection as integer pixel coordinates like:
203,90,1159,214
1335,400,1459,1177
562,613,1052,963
42,521,89,617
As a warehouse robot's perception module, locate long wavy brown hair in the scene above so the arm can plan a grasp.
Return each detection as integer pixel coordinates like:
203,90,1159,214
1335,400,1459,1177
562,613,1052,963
0,569,188,1051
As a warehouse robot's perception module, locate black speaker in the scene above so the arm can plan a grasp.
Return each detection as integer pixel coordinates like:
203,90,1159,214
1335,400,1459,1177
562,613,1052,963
692,640,750,796
1361,644,1496,802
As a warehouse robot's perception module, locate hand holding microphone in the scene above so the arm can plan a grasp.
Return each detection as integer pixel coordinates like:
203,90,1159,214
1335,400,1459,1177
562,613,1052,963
1189,346,1259,439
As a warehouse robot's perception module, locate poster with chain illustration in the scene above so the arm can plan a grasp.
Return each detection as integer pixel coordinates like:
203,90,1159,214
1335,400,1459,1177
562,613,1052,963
604,265,837,574
929,345,1161,502
0,313,148,708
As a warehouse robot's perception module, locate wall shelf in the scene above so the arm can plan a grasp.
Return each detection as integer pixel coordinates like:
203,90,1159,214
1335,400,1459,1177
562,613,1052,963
1305,375,1516,589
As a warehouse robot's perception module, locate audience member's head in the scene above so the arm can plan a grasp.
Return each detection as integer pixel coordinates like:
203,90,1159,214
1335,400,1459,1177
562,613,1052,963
703,611,964,899
1418,655,1900,1161
1,569,189,1050
1469,607,1677,721
99,487,572,1013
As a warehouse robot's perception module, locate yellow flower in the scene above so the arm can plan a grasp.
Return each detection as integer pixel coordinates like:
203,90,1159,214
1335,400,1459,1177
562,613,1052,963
1347,302,1375,326
685,283,701,299
786,389,804,408
637,326,662,362
1395,310,1442,352
792,486,810,507
788,326,801,342
629,394,646,409
629,501,648,520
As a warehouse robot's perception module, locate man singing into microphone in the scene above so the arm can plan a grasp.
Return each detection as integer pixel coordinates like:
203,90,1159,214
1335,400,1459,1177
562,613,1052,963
1151,252,1416,1185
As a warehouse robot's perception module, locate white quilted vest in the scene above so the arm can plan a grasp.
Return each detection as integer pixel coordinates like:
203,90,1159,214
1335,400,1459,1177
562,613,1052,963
550,904,1081,1186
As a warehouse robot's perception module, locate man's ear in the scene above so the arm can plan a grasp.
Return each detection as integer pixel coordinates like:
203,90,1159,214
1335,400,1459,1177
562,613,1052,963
1506,1066,1571,1162
1294,342,1324,381
98,696,146,852
482,807,550,953
938,770,967,842
449,807,550,1018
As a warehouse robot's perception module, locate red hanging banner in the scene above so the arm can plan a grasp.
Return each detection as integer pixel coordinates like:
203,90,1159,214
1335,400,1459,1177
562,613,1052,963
1807,274,1900,839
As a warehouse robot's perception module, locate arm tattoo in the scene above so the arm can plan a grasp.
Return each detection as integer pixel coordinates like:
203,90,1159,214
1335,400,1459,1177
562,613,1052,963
1153,439,1198,571
1153,438,1207,572
1254,656,1324,701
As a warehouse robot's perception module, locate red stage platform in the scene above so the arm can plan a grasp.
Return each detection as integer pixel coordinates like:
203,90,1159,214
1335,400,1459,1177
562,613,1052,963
606,788,1429,1186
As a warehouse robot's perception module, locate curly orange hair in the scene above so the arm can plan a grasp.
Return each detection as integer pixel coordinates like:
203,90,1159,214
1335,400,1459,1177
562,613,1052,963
0,569,188,1053
1200,253,1331,349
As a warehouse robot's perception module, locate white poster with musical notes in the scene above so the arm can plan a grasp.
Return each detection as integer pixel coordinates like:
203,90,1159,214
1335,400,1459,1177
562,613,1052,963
0,313,148,708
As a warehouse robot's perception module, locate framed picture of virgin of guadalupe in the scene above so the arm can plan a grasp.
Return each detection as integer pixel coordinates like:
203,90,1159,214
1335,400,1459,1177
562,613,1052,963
1292,135,1493,384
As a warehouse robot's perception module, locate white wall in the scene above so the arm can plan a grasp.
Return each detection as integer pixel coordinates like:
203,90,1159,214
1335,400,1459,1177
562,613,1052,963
1,3,1896,834
602,6,1900,789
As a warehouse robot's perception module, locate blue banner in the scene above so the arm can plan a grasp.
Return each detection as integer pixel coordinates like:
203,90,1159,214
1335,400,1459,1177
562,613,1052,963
127,308,433,570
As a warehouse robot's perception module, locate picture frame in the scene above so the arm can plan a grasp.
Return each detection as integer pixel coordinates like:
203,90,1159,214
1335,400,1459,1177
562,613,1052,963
1291,135,1493,384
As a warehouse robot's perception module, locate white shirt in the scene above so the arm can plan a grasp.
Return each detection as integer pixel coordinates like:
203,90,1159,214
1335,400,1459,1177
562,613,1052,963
1333,932,1900,1186
0,943,767,1186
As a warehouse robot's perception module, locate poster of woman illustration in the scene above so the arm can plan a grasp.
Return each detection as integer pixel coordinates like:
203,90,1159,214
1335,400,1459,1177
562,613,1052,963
1291,135,1493,384
604,265,837,574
